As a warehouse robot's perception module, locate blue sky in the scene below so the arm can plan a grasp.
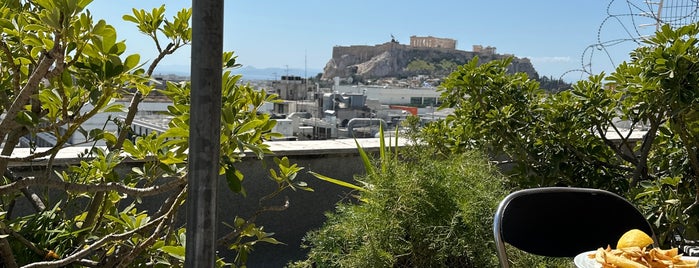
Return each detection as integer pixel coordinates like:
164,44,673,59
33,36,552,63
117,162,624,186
87,1,671,82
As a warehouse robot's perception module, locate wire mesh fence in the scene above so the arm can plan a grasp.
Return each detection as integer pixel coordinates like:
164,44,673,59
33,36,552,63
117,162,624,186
563,0,699,81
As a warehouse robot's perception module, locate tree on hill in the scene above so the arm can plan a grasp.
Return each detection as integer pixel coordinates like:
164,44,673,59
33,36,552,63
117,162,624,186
437,59,459,74
537,75,572,93
405,59,436,75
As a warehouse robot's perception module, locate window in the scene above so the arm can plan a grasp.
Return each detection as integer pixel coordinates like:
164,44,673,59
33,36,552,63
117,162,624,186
410,97,422,105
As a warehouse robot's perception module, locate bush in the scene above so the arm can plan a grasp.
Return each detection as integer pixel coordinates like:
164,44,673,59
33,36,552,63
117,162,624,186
290,148,509,267
424,23,699,247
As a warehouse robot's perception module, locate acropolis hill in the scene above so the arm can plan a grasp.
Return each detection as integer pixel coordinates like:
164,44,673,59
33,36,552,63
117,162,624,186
322,36,539,80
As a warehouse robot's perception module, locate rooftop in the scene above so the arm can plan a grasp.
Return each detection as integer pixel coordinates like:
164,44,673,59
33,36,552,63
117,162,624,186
6,137,409,167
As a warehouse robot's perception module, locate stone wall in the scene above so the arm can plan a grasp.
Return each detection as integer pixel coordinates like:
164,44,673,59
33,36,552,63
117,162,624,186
329,42,399,65
410,35,457,49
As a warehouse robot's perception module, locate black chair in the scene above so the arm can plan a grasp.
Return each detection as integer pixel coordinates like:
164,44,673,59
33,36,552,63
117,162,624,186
493,187,657,268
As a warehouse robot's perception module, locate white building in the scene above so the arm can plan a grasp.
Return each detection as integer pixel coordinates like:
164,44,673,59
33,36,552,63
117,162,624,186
333,85,441,106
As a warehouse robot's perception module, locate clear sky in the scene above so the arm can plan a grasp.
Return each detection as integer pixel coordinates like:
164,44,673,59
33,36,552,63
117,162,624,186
86,1,675,82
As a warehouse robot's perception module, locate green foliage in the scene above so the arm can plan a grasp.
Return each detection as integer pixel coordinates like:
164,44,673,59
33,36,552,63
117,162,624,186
537,75,572,93
438,59,459,73
405,59,436,74
8,202,79,264
292,145,510,268
424,23,699,248
0,2,307,267
405,59,460,77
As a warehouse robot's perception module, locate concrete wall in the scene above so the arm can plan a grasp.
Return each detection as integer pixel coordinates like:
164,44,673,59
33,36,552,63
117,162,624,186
7,139,399,267
221,150,370,266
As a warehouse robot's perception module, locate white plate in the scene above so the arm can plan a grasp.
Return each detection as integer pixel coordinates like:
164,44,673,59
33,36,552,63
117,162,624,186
573,251,600,268
573,250,699,268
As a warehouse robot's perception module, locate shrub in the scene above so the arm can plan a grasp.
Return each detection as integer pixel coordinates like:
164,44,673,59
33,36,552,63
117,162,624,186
424,23,699,246
290,148,509,267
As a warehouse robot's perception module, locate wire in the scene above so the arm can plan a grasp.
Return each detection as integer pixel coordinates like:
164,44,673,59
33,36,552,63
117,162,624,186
563,0,699,81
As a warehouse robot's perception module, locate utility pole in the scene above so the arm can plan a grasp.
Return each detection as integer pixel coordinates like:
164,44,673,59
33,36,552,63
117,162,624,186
186,0,223,267
285,64,289,99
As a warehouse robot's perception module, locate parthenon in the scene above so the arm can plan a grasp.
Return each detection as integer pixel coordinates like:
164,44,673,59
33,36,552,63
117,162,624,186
409,36,457,49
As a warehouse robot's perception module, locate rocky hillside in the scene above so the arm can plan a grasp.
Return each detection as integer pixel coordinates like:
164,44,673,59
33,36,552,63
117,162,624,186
322,41,538,80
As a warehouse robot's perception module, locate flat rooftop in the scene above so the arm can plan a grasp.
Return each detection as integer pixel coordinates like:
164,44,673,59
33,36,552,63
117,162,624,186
6,137,409,167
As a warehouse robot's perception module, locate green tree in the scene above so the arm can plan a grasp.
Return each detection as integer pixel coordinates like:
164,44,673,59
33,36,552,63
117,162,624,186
405,59,436,75
537,75,571,93
425,23,699,247
0,1,306,267
437,59,459,74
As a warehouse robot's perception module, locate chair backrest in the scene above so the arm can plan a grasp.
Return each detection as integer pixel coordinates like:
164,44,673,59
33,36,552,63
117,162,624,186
493,187,656,268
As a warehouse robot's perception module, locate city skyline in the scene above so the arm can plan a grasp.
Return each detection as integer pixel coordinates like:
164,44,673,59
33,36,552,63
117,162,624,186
89,1,673,82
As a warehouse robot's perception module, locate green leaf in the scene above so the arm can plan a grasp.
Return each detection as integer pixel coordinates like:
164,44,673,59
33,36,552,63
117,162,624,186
355,138,375,177
259,237,283,245
22,35,43,47
15,110,38,126
100,103,126,113
309,171,367,192
159,246,185,261
33,0,55,9
236,120,263,135
42,36,54,48
122,14,139,24
101,132,117,147
225,166,245,195
161,127,189,139
160,154,185,165
658,125,672,136
379,124,386,173
123,54,140,70
659,176,681,187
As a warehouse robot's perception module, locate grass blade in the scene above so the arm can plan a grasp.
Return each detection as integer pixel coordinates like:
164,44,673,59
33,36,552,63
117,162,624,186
309,171,367,192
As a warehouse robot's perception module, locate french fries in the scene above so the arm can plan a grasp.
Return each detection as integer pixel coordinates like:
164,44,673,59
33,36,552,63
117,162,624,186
588,246,698,268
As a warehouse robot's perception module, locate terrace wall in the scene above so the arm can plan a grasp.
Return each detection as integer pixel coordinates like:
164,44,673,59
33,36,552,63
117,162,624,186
8,138,402,267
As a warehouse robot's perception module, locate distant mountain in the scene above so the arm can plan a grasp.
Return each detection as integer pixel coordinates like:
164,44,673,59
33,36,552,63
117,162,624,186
152,65,323,81
235,66,324,81
153,65,189,76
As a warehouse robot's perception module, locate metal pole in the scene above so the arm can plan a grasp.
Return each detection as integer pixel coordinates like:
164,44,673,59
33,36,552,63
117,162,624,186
186,0,223,266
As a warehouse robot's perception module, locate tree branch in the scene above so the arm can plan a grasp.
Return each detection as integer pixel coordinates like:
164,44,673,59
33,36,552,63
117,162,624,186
21,208,171,268
0,40,20,108
0,33,63,134
217,184,291,247
113,186,186,268
630,112,662,187
596,126,638,165
0,176,185,197
0,229,18,268
5,229,49,260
